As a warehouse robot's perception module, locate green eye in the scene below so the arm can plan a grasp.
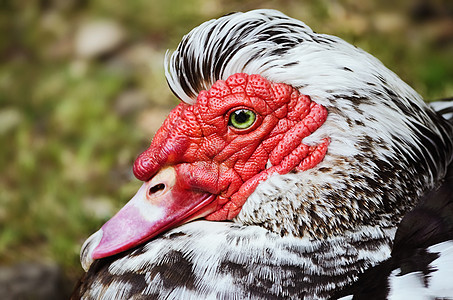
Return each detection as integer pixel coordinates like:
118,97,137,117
228,109,256,130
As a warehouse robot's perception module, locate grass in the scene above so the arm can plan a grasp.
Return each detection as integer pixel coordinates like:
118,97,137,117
1,0,452,294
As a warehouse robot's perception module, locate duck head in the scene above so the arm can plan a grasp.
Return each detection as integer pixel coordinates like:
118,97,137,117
83,73,329,267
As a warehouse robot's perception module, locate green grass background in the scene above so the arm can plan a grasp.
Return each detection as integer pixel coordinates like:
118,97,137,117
1,0,452,292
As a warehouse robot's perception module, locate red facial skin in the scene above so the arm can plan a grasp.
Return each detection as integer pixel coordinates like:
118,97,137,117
134,73,329,220
90,73,329,260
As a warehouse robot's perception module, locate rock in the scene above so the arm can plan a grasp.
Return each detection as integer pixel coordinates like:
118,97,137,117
373,13,407,33
0,108,22,135
114,88,149,117
0,262,65,300
75,20,125,59
82,196,115,220
138,108,172,138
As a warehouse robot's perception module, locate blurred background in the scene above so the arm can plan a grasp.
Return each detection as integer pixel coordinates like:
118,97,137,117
1,0,452,298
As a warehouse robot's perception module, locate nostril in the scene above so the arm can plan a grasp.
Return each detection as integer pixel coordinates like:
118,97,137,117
148,183,166,197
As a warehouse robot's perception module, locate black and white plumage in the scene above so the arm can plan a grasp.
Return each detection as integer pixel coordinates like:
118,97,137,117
72,9,453,299
333,164,453,299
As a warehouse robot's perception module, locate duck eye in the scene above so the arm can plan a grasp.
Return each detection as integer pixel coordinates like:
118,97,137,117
228,109,256,130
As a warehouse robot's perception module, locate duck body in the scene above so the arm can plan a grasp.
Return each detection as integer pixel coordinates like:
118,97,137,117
73,9,453,299
74,220,396,299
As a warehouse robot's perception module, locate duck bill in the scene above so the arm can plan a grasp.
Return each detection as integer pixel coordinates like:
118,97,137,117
84,167,217,265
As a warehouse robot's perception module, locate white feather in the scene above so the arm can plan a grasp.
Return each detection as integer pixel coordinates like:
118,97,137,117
387,241,453,299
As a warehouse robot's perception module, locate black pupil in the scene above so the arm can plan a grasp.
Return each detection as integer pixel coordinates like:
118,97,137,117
235,110,249,124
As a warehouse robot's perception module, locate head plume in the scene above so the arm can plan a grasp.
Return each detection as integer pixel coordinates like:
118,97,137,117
165,9,316,104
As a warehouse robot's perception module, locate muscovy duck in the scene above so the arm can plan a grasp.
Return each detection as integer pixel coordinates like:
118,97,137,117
72,9,453,299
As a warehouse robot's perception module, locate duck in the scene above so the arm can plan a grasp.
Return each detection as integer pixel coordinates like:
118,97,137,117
72,9,453,299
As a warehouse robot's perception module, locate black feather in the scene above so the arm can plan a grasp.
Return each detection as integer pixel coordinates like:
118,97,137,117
331,162,453,299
